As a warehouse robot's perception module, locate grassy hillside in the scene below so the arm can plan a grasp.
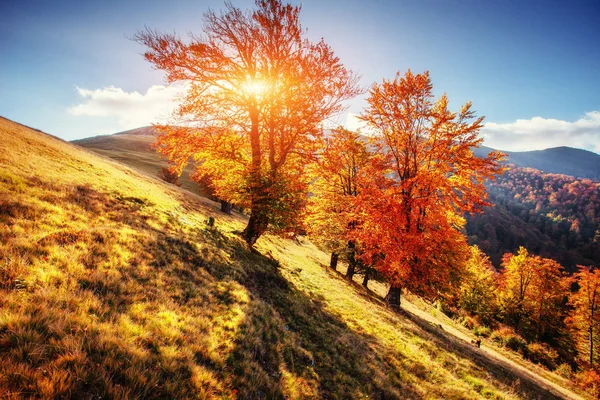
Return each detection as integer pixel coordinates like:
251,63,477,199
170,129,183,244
0,116,585,399
72,128,208,199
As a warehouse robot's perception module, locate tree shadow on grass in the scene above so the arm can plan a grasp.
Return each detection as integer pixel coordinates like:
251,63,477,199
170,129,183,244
195,231,429,399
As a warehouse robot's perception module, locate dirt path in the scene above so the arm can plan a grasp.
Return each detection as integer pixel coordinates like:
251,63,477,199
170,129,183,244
400,298,587,400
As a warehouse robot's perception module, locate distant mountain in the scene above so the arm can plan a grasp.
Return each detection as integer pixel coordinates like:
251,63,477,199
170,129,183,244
468,145,600,270
113,126,158,136
475,145,600,181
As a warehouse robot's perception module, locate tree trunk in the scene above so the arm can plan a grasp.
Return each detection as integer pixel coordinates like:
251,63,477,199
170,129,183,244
330,252,339,270
385,285,402,309
362,268,370,288
220,200,232,214
248,107,261,174
242,107,267,247
346,261,356,281
346,241,356,280
243,210,269,247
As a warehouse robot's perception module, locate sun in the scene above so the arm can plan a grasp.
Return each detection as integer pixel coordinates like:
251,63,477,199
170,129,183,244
241,78,267,98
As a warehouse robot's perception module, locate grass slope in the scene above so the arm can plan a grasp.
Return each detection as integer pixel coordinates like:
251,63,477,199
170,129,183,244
72,129,207,198
0,116,579,399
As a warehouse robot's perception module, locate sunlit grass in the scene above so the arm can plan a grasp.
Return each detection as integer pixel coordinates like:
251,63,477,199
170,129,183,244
0,117,566,398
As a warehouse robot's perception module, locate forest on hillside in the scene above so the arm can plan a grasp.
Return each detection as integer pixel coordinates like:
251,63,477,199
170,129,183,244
466,166,600,270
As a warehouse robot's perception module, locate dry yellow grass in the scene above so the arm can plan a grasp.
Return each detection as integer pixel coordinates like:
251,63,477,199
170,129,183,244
0,116,577,399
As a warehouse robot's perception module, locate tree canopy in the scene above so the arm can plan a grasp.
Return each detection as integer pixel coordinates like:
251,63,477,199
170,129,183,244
353,70,505,306
135,0,360,245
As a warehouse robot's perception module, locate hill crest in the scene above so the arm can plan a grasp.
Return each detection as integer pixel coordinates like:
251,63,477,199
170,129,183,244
475,145,600,181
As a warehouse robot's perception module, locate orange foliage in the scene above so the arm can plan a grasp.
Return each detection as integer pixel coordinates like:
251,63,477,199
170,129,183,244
352,70,504,300
304,128,370,256
574,369,600,397
500,247,571,341
135,0,360,245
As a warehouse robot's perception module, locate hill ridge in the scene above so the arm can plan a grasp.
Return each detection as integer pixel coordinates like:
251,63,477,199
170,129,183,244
475,145,600,181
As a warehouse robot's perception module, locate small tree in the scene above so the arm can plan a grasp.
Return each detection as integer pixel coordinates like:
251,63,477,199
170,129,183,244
135,0,360,246
305,127,370,278
354,70,504,308
459,245,498,324
500,247,570,341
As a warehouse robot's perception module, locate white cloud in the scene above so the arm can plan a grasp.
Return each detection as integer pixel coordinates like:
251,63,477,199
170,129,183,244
68,84,186,130
482,111,600,153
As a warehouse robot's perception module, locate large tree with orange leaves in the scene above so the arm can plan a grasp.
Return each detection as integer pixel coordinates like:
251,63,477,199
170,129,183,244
135,0,360,245
354,70,504,307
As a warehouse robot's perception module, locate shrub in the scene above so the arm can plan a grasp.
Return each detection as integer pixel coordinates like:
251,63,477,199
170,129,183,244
574,369,600,397
490,327,512,345
158,167,182,186
490,327,527,353
525,342,559,370
473,325,491,338
505,335,527,353
555,363,572,379
461,315,478,330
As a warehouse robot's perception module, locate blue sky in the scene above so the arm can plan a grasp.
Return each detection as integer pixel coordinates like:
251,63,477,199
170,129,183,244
1,0,599,152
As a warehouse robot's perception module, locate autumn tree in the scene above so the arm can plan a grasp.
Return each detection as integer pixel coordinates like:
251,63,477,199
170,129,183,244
568,266,600,366
458,245,498,324
498,247,536,331
305,127,371,280
500,247,570,341
354,70,504,308
135,0,360,246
